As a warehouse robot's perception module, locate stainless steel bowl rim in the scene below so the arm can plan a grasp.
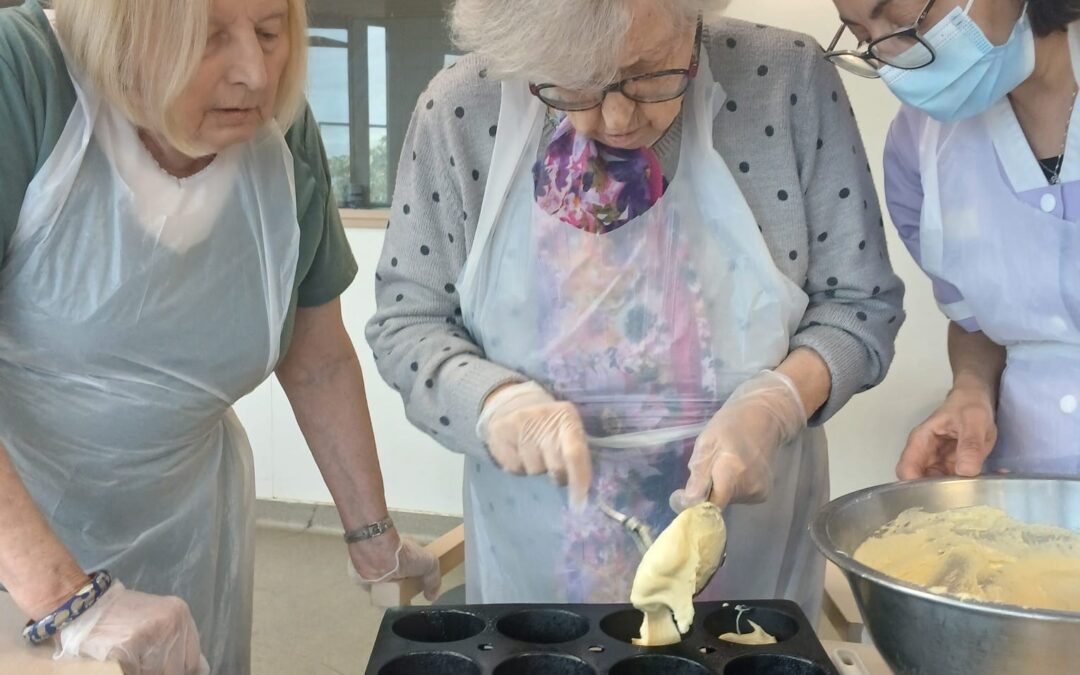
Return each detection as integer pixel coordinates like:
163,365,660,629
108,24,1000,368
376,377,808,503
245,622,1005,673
811,476,1080,624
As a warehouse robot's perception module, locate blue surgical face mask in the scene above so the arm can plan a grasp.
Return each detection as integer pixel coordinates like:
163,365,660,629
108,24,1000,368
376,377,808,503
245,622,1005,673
880,0,1036,122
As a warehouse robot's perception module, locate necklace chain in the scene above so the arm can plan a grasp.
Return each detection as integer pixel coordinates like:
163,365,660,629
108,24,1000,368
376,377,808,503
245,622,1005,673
1048,85,1079,186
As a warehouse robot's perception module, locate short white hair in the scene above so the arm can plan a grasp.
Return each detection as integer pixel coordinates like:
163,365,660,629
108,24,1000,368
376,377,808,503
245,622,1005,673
54,0,309,154
451,0,730,88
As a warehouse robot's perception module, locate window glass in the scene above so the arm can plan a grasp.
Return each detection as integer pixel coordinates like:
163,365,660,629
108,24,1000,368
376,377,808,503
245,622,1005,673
306,0,461,209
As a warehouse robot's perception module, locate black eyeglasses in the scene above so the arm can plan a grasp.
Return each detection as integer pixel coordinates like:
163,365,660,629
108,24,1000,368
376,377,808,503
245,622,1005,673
529,16,703,112
824,0,937,79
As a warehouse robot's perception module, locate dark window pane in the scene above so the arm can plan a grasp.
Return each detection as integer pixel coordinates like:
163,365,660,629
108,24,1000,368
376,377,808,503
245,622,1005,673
306,0,459,209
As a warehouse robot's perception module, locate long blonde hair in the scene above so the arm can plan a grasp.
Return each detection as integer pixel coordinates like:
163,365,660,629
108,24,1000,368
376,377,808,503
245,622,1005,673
54,0,309,154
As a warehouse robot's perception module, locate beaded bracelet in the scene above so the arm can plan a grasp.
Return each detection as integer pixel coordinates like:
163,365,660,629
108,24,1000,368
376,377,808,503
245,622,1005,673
22,570,113,645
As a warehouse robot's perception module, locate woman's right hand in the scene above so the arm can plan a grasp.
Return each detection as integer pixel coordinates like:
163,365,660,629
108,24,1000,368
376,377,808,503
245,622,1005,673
897,385,998,480
57,582,209,675
476,381,592,510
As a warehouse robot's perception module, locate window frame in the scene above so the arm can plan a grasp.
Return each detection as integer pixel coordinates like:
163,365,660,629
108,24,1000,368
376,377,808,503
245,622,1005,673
340,207,390,229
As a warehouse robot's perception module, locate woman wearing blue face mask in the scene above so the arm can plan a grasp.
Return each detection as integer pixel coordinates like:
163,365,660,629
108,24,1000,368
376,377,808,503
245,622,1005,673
825,0,1080,479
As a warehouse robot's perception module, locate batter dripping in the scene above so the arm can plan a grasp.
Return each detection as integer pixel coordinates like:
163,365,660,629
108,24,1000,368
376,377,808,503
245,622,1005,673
718,604,778,645
630,502,727,646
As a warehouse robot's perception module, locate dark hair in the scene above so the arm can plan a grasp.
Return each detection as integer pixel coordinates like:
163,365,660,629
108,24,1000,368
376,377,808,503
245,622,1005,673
1028,0,1080,36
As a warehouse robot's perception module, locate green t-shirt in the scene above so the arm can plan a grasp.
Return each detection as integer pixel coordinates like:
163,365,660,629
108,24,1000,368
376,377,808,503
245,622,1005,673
0,0,358,355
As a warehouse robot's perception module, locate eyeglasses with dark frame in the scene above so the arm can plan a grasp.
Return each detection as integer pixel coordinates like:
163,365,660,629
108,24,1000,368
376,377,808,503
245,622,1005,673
529,15,703,112
824,0,938,79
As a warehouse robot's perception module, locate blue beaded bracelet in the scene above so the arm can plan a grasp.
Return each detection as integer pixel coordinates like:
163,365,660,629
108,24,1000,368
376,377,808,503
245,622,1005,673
22,570,113,645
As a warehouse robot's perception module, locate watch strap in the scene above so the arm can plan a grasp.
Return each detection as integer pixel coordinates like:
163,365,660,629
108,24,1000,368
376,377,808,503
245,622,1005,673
343,516,395,544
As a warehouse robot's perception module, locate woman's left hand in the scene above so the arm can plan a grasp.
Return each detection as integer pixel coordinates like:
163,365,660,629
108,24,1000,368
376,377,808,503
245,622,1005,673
348,535,442,601
671,370,808,512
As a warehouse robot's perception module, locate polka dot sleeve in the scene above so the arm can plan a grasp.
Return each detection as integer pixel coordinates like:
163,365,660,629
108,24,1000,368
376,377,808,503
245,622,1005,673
787,53,906,423
365,58,526,459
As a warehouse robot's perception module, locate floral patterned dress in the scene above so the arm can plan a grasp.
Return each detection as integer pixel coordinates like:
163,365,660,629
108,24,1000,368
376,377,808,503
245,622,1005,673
530,117,721,601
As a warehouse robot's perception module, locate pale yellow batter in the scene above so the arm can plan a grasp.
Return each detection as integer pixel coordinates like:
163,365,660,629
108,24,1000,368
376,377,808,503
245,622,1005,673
630,502,726,646
853,506,1080,612
717,605,778,645
719,619,777,645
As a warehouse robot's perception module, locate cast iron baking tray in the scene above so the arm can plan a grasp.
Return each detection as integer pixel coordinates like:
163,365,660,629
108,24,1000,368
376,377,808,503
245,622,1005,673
366,600,840,674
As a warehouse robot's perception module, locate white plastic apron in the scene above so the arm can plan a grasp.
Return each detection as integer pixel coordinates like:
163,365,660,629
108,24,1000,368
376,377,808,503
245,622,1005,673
915,24,1080,476
458,53,829,617
0,54,299,674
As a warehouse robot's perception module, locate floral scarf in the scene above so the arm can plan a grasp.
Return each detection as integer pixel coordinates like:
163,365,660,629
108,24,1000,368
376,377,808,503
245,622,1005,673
533,117,666,234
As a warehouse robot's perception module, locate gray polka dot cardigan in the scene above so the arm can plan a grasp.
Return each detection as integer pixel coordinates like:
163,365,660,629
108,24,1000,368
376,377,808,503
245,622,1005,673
365,18,906,459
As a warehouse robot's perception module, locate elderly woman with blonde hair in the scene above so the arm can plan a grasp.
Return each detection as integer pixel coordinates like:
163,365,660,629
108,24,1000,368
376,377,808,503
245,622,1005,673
0,1,440,673
370,0,906,617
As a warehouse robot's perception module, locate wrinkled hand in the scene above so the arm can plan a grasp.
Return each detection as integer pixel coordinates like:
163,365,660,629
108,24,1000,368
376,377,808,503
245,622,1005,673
897,386,997,480
477,381,592,510
671,371,807,512
57,583,209,675
349,537,442,602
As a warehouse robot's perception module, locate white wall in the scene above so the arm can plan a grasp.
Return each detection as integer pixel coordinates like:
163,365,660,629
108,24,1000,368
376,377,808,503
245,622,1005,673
239,0,955,517
236,229,464,516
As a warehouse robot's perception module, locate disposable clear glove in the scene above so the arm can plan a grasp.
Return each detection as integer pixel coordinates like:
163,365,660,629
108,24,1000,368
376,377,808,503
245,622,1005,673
671,370,807,512
476,381,592,510
56,582,209,675
349,538,442,602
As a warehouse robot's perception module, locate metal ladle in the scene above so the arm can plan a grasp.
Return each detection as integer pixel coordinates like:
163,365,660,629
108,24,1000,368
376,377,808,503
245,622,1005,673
597,500,656,555
596,494,728,567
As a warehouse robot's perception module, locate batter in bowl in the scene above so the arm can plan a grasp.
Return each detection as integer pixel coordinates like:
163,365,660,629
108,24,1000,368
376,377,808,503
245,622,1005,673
854,506,1080,612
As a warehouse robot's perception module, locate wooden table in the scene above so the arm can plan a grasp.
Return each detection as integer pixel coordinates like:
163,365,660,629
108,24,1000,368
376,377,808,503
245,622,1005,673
823,639,893,674
0,593,122,674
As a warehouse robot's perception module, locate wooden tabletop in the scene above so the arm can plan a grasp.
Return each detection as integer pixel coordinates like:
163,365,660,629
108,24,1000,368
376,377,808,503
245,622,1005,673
0,593,122,675
822,639,893,674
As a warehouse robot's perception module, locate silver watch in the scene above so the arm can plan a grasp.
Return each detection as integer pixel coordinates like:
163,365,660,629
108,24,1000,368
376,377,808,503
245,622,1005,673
343,516,395,544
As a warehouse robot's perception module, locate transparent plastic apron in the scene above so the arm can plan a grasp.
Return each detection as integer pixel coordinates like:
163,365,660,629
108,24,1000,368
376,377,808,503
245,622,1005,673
0,55,299,674
917,81,1080,475
458,54,829,616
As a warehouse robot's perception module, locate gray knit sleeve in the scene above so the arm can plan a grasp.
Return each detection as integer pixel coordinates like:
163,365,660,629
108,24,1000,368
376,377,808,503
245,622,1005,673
788,52,906,423
365,61,526,459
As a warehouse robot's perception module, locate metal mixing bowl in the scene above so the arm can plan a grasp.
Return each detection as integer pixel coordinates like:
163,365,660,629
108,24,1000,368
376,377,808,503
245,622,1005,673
811,477,1080,675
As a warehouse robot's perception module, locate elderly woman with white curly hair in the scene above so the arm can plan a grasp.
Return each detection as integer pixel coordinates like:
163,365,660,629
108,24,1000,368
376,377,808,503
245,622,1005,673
369,0,905,616
0,1,441,673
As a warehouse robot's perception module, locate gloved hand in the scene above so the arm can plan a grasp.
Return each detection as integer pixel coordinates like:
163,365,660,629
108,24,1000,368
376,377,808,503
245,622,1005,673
349,538,443,602
671,370,807,512
897,385,997,480
476,381,592,510
57,582,209,675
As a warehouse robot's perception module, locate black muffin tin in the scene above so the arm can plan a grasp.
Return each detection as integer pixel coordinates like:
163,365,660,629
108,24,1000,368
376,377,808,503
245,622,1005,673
365,600,840,675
